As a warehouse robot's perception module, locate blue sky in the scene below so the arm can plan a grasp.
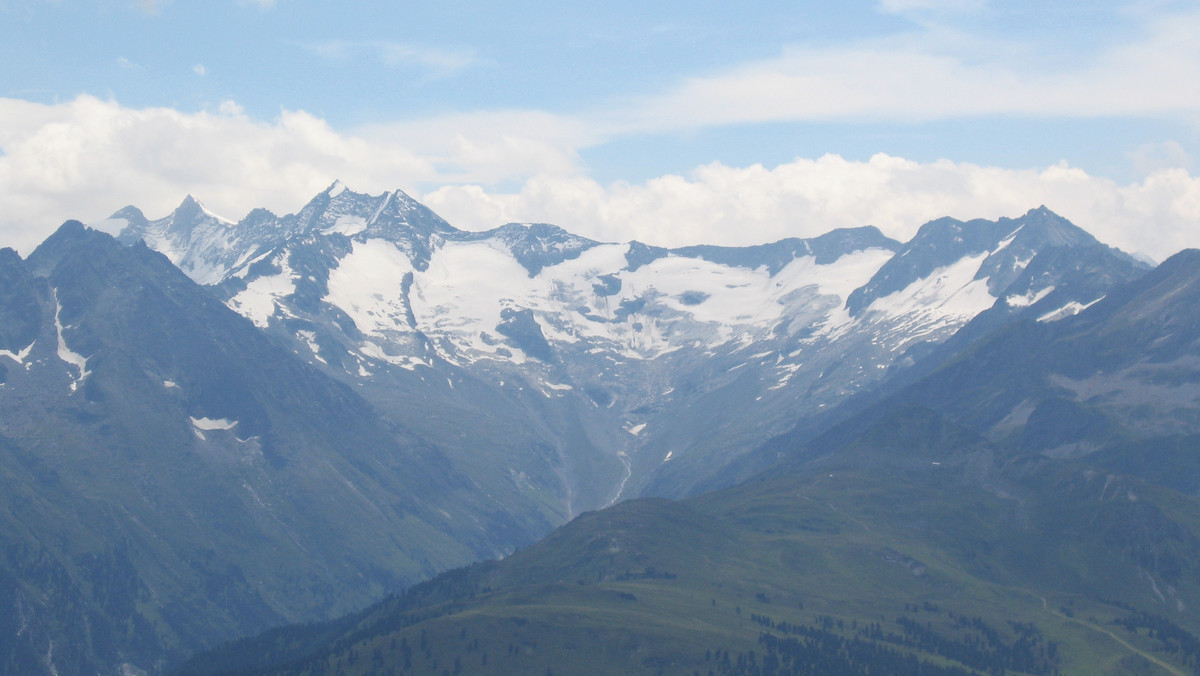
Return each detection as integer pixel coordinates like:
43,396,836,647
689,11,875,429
2,0,1199,258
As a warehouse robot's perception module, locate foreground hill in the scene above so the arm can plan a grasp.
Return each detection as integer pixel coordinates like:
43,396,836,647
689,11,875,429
179,251,1200,676
0,224,552,674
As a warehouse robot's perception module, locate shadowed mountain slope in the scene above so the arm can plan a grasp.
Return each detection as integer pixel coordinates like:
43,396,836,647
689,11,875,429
0,223,552,675
175,250,1200,676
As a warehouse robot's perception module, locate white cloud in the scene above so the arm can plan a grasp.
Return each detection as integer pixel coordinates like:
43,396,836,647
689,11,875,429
1,96,1198,263
599,9,1200,133
299,40,476,78
422,155,1200,262
192,63,207,77
0,95,436,253
356,109,594,184
1130,140,1192,176
218,99,244,116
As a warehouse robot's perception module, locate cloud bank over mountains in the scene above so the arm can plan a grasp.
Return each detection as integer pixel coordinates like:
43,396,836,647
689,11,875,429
1,94,1197,261
3,3,1200,260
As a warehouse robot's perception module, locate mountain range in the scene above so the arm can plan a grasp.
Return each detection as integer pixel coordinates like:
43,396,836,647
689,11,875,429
112,183,1146,507
177,248,1200,676
0,220,548,674
0,182,1169,674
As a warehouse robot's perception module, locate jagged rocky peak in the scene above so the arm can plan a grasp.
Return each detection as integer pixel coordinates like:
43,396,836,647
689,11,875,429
295,180,457,242
844,208,1142,317
1001,205,1101,249
29,220,118,273
369,188,458,239
806,225,901,264
113,194,233,252
489,221,588,244
672,225,901,274
483,222,601,277
624,240,669,271
0,245,40,354
173,194,231,225
0,246,22,266
28,222,183,297
107,204,151,234
121,195,232,242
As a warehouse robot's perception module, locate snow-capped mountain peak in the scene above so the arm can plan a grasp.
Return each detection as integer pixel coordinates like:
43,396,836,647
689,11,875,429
116,184,1149,507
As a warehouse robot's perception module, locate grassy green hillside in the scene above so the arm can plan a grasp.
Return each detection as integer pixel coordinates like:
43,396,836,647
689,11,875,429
178,407,1200,676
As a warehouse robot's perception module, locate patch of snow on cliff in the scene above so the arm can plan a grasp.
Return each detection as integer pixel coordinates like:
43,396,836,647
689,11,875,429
227,263,296,328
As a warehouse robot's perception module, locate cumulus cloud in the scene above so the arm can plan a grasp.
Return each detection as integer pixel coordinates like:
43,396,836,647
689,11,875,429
422,156,1200,262
0,96,435,253
1130,141,1193,176
356,109,594,184
2,96,1198,262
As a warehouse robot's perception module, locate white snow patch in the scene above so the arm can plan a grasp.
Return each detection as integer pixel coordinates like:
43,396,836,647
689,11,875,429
606,451,633,507
802,248,896,300
627,422,647,436
327,180,347,198
856,251,996,341
193,197,234,224
326,239,416,337
0,341,34,365
409,239,544,359
358,340,429,370
331,239,900,368
544,382,574,391
369,191,394,224
230,249,273,279
191,416,237,431
323,215,367,237
1006,286,1054,308
993,226,1022,253
769,361,804,390
227,262,296,328
53,297,90,391
163,380,179,389
1038,296,1105,323
296,330,326,363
